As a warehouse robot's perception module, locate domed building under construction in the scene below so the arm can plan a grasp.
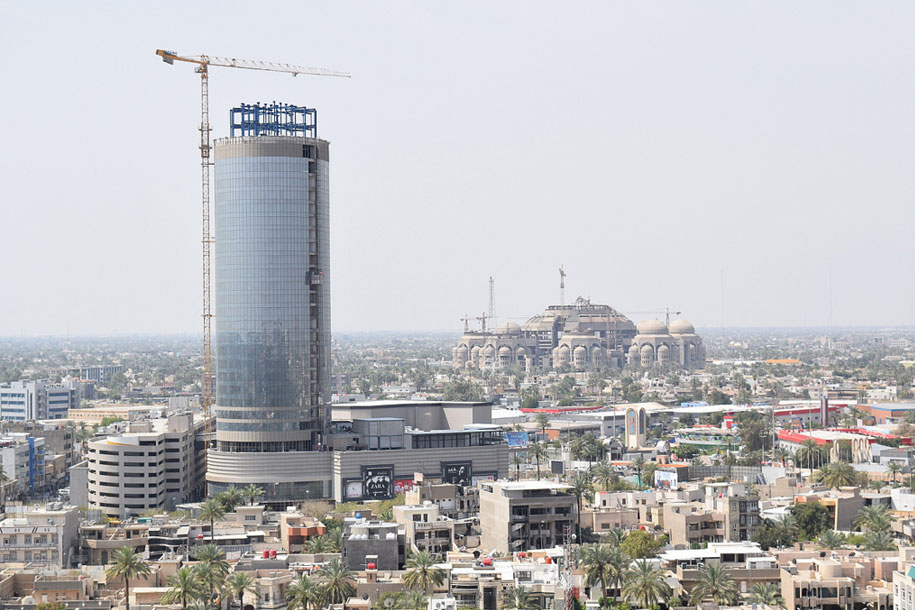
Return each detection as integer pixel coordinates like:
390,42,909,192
452,297,704,372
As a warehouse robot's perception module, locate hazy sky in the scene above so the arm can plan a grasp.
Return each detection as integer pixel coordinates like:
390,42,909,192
1,1,913,336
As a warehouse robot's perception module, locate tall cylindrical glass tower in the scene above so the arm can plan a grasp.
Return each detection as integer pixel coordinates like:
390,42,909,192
207,103,331,502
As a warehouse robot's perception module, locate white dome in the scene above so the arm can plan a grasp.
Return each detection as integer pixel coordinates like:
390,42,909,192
637,319,667,335
456,345,468,355
470,345,481,355
573,346,587,357
516,346,527,356
669,319,695,334
498,346,512,356
497,321,522,336
657,345,670,355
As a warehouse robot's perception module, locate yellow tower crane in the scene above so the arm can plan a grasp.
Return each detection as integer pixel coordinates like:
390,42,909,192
155,49,349,474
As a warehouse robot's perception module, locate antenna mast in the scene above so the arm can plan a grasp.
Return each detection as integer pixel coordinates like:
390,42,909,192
488,276,496,323
559,266,566,306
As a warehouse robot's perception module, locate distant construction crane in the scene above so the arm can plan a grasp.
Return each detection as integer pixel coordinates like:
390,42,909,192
155,49,349,467
558,266,566,306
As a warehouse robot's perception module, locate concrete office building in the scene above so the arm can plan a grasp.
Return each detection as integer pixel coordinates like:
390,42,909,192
0,434,45,496
207,103,331,503
479,481,575,554
0,381,80,421
86,414,204,518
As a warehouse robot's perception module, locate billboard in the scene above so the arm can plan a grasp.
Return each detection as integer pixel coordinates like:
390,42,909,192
654,470,679,490
441,461,472,486
362,465,394,500
393,479,415,494
505,431,530,447
344,479,363,500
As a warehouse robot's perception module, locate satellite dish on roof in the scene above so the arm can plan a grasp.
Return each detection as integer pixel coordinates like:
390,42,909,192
383,598,395,608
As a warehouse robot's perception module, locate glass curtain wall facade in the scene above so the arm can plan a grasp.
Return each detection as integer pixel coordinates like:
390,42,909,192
209,133,330,501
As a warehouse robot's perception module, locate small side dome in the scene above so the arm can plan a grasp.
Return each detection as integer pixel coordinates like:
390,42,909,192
456,345,468,356
669,319,695,335
516,346,527,356
470,345,481,355
498,346,512,356
637,319,667,335
573,346,587,357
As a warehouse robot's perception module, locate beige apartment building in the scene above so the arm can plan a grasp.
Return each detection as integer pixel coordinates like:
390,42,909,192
664,501,726,548
479,481,575,554
86,414,204,518
393,503,455,555
0,503,79,568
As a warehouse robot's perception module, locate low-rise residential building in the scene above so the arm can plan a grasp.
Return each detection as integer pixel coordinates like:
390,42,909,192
393,503,454,555
479,481,575,554
406,482,480,520
663,501,725,549
341,520,405,571
704,482,761,542
660,542,779,597
0,435,45,496
279,510,325,552
794,487,866,531
0,504,79,568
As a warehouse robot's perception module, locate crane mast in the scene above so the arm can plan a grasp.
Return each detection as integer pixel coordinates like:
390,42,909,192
156,49,349,484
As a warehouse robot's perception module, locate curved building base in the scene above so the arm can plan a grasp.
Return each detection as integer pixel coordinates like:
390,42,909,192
207,450,333,502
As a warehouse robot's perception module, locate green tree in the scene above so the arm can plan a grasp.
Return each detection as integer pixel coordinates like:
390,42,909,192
812,462,857,489
593,462,615,492
621,559,672,609
192,545,229,610
887,461,903,485
402,550,446,593
525,391,545,413
529,442,549,481
503,585,537,610
581,544,629,603
689,563,740,606
161,567,201,609
789,503,830,540
752,516,797,550
511,453,525,481
619,530,662,559
105,547,151,610
395,591,429,610
305,534,338,553
317,558,356,604
817,530,846,549
200,498,226,543
855,504,892,533
569,471,594,541
242,484,264,506
747,582,782,607
863,529,896,551
286,573,321,610
630,456,646,487
218,486,245,512
223,572,259,610
443,379,483,402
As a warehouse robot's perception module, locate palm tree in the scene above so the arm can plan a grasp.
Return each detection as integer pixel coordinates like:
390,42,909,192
105,547,151,610
817,529,845,549
581,545,614,603
855,504,892,533
864,529,897,551
747,582,782,607
511,453,525,481
630,456,646,487
402,550,446,593
797,439,824,471
813,462,857,489
529,442,549,481
305,534,338,553
534,412,551,439
192,545,229,610
774,514,799,542
642,463,658,489
689,562,740,606
604,528,628,549
887,461,903,485
317,557,356,604
592,462,614,492
286,573,320,610
569,471,594,541
503,585,537,610
773,447,790,468
621,559,672,610
200,498,226,542
397,590,429,610
161,566,201,609
223,572,258,610
242,484,264,506
219,486,245,511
